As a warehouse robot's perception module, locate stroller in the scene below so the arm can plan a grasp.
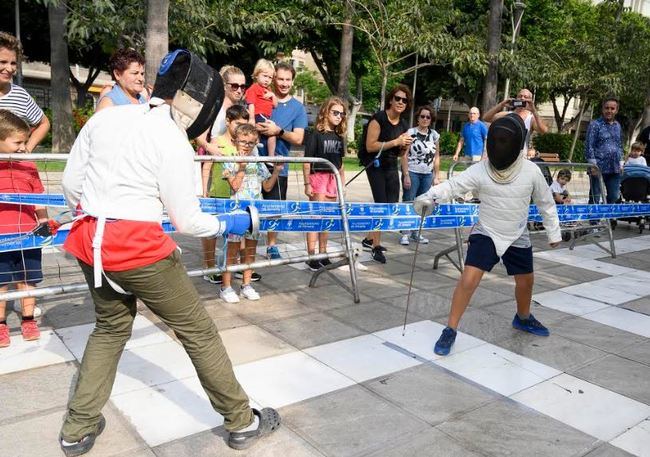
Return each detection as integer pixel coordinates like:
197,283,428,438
618,176,650,233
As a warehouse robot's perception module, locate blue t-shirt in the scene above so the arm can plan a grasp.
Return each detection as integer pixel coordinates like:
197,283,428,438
461,121,488,158
259,97,308,176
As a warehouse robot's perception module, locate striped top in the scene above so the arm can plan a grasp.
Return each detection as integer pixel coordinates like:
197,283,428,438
0,84,45,126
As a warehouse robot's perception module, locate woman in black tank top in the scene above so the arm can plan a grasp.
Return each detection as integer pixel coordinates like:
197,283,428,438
361,84,412,264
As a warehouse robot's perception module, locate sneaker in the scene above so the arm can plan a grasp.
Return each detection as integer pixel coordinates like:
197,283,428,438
410,233,429,244
361,238,374,251
266,246,282,260
220,287,240,303
203,273,223,284
319,258,332,268
21,319,40,341
305,260,321,271
434,326,457,356
240,284,260,301
371,246,386,264
0,323,9,348
234,271,262,282
60,415,106,457
12,301,42,318
512,313,550,337
375,244,387,252
400,234,410,246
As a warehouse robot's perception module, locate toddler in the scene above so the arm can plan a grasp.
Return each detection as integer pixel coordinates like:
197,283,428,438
550,169,572,204
626,141,647,166
245,59,277,158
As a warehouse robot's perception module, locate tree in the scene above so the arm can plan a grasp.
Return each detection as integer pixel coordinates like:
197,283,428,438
48,1,75,151
145,0,169,86
481,0,503,113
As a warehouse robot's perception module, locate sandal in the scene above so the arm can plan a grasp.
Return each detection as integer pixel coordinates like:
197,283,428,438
228,407,281,450
60,414,106,457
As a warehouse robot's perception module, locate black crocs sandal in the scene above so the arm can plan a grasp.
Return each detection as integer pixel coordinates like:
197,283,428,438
60,415,106,457
228,407,281,450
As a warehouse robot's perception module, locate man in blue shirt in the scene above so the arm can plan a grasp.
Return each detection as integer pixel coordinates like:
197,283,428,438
453,107,488,162
585,98,624,204
256,62,308,259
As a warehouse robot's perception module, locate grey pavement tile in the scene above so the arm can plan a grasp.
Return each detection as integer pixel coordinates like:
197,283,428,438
433,307,520,345
569,354,650,404
265,271,335,293
390,270,460,291
41,292,97,329
364,428,484,457
617,339,650,367
581,443,636,457
380,290,451,320
356,277,413,301
220,325,296,365
113,450,157,457
437,399,598,457
552,316,647,354
534,265,610,284
153,425,324,457
620,296,650,315
364,364,499,426
220,291,313,324
259,312,363,349
498,333,608,372
0,362,77,423
598,255,650,271
325,301,420,333
282,385,429,457
0,404,146,457
297,285,363,311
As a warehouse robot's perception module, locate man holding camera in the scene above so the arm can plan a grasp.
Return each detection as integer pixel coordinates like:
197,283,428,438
483,88,548,157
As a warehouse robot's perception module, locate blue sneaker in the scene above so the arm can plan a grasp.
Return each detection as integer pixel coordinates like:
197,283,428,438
512,313,550,336
266,246,281,260
434,327,457,356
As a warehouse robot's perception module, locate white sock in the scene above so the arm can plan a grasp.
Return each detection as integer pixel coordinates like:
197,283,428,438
237,414,260,433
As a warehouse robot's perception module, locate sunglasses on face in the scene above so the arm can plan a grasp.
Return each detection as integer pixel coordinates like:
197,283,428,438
393,95,408,104
227,83,247,91
236,140,257,148
419,114,431,119
330,109,346,118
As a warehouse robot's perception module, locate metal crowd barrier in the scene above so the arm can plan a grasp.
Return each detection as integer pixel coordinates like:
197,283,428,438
0,153,360,304
432,159,616,273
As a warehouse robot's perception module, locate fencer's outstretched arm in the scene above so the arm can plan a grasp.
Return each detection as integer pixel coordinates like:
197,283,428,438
420,164,481,202
531,169,562,245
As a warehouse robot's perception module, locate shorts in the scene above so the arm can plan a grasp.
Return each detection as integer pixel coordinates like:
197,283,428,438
471,155,482,162
0,248,43,285
227,232,259,243
465,234,533,275
262,175,288,200
366,166,400,203
309,172,338,198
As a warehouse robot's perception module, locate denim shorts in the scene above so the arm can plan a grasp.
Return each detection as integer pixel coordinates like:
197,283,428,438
465,234,533,275
0,248,43,285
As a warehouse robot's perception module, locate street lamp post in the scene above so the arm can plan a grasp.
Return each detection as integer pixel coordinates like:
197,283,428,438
502,1,526,101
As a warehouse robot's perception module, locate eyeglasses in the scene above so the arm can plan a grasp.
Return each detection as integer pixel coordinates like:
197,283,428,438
330,109,346,118
236,140,257,148
419,114,431,119
227,83,247,91
393,95,408,104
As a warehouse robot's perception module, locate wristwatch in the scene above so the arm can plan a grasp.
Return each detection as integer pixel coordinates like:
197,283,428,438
278,128,285,137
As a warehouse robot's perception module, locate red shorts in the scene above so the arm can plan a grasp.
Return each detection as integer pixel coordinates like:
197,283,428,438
309,172,337,198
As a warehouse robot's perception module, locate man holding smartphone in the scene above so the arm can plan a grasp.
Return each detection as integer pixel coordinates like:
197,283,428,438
483,88,548,157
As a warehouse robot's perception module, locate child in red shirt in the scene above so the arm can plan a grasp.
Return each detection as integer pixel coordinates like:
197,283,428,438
245,59,277,157
0,110,48,347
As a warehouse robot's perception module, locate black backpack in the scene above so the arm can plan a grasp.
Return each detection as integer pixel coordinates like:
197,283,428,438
357,119,372,166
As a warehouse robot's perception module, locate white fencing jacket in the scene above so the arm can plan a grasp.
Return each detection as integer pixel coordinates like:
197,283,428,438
424,160,561,256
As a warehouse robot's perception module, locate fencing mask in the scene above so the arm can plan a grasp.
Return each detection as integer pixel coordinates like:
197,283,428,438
486,113,526,171
151,49,224,139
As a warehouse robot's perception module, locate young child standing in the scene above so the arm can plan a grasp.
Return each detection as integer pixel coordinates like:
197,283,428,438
550,169,572,204
0,110,48,347
415,114,561,356
220,124,281,303
302,97,347,271
625,141,647,166
245,59,278,158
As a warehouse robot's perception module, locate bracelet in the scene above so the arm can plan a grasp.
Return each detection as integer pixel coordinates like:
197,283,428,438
278,128,285,137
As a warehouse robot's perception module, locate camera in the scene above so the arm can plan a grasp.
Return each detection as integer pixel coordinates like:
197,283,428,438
511,99,527,108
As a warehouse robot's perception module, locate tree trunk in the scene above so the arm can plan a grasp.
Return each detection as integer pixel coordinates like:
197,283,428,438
346,77,363,144
568,98,588,162
337,0,354,100
481,0,504,114
640,89,650,130
48,2,75,152
379,68,387,110
145,0,170,87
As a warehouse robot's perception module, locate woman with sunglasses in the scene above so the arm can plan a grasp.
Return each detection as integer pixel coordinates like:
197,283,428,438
400,105,440,246
360,84,413,263
302,97,347,271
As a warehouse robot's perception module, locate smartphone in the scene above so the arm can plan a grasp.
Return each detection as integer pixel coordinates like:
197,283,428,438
511,99,526,108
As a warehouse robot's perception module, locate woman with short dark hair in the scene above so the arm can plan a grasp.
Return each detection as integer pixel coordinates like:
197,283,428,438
360,84,413,263
96,48,147,111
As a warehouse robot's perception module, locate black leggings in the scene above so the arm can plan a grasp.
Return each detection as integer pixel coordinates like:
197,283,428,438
366,167,400,203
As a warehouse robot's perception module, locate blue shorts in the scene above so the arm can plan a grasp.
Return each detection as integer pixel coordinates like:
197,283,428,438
465,234,533,275
0,249,43,285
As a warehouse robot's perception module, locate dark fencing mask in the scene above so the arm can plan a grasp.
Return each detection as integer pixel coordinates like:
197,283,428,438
151,49,224,139
486,113,526,171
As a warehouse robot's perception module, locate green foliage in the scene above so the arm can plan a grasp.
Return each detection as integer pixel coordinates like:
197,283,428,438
438,130,459,155
294,71,331,105
533,133,585,163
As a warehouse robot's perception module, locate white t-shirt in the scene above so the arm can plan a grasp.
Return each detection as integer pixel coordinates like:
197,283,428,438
406,127,439,174
626,156,647,166
549,180,566,194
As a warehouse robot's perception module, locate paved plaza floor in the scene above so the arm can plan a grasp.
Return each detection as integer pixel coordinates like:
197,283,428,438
1,178,650,456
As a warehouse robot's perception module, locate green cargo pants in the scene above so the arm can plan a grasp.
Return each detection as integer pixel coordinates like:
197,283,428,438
60,251,253,441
